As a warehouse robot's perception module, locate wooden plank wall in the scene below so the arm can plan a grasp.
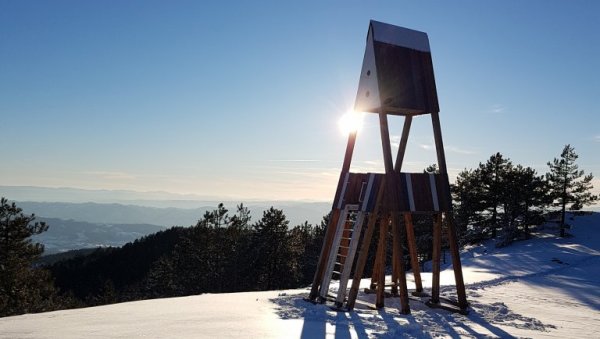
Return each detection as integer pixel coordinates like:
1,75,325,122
335,172,451,213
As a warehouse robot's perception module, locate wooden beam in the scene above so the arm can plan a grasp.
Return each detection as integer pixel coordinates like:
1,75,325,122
378,112,395,174
445,213,468,310
392,212,402,295
404,213,423,292
309,130,358,301
391,213,399,296
392,212,410,314
431,111,468,310
430,112,448,174
394,115,413,172
309,209,341,300
431,213,442,304
371,111,398,297
333,131,358,208
375,213,389,308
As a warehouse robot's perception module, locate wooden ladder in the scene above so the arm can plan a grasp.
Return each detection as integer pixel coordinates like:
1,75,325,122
319,204,366,307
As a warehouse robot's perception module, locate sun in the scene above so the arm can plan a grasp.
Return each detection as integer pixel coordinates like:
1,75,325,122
338,111,365,136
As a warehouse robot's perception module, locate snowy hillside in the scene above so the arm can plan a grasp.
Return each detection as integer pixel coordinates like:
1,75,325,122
1,213,599,338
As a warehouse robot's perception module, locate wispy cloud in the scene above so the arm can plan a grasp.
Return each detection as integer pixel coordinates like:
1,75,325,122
447,146,477,155
85,171,136,180
390,135,401,148
420,143,433,151
489,104,506,114
593,135,600,143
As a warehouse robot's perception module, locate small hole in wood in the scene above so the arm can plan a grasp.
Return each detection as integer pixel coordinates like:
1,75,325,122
367,70,371,76
366,91,370,97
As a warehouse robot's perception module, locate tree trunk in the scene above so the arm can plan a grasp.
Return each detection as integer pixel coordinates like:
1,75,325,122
560,172,568,238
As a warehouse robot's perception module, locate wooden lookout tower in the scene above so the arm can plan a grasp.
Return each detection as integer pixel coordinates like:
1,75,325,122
308,20,468,314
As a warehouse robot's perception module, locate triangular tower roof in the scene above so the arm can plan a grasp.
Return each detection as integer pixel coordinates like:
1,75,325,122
354,20,439,115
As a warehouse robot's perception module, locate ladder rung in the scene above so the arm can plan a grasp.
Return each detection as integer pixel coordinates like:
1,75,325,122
339,245,349,250
332,271,341,275
341,237,351,241
337,254,347,258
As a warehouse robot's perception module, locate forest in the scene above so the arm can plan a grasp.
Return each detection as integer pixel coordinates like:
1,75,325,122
0,144,597,317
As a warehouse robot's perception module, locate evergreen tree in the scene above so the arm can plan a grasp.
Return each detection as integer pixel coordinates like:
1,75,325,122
452,168,486,243
222,204,253,291
288,221,325,285
452,159,549,245
251,207,294,290
504,165,550,240
479,153,513,238
546,144,598,237
0,198,57,316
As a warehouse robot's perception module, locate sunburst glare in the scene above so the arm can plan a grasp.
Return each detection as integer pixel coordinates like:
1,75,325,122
338,111,365,136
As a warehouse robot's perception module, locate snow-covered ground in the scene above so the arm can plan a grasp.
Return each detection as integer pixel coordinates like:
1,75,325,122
1,213,599,338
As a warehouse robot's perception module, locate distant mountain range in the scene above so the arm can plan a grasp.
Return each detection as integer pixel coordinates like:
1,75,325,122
1,186,331,225
1,186,331,253
0,185,229,205
15,201,329,228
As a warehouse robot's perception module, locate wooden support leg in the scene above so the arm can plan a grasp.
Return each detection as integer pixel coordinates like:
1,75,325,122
369,224,388,290
374,111,396,302
391,215,399,296
431,213,442,304
392,212,410,314
375,214,389,309
347,213,378,310
310,127,357,300
404,213,423,293
309,209,341,300
446,213,468,310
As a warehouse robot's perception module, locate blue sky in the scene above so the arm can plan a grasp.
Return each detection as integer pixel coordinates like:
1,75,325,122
1,0,598,201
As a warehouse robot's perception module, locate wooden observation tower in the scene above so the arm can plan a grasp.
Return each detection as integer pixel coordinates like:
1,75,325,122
308,20,468,314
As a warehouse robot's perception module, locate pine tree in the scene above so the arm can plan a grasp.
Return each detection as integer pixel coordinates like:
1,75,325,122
251,207,294,290
0,198,57,316
507,166,550,239
478,153,513,238
452,168,486,243
546,144,598,237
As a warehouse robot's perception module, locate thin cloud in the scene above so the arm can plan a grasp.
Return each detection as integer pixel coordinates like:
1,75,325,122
390,135,401,148
420,143,433,151
85,171,136,180
490,104,506,114
593,135,600,143
447,146,477,155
